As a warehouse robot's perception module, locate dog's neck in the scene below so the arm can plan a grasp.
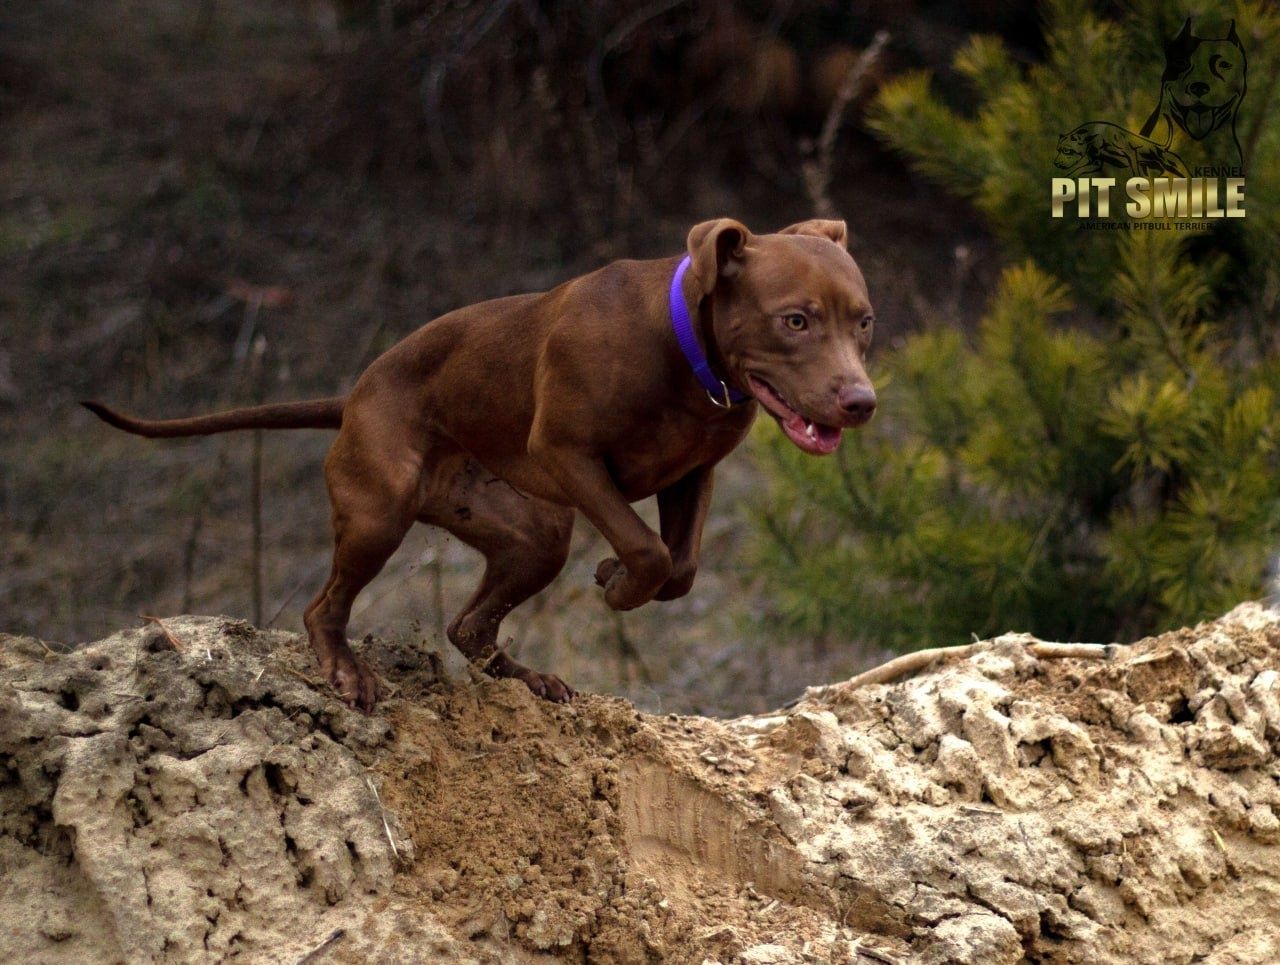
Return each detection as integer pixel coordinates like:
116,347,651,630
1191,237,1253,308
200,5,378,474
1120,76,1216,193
699,298,747,399
670,256,750,408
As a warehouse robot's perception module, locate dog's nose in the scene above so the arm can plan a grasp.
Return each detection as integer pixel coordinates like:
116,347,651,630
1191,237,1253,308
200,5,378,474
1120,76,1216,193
838,384,877,422
1188,81,1210,97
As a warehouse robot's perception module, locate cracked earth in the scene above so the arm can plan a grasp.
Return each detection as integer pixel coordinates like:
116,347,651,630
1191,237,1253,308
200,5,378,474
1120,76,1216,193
2,605,1279,962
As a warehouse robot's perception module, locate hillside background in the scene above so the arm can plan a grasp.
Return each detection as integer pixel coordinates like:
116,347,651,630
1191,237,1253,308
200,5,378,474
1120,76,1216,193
3,0,1225,715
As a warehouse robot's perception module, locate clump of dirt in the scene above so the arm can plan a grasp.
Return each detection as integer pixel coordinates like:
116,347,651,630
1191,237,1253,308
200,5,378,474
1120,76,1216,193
2,605,1280,963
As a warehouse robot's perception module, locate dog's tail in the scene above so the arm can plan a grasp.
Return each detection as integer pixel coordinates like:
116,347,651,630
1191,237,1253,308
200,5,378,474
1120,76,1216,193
81,397,345,438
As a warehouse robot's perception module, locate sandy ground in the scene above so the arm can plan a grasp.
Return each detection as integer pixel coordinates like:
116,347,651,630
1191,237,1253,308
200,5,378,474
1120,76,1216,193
2,605,1279,963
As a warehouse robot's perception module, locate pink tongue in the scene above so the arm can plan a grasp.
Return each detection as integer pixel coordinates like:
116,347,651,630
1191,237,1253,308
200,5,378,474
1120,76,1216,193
1183,107,1214,139
782,415,842,454
815,424,841,447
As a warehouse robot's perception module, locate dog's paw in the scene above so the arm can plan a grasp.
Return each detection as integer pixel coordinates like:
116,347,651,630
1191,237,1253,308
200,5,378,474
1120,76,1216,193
322,647,382,715
596,550,670,610
484,652,576,703
595,558,641,609
594,557,622,588
518,669,576,703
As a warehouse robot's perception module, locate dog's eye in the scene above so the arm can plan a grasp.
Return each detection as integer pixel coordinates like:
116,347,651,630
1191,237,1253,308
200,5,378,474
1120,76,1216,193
860,316,874,332
782,314,808,332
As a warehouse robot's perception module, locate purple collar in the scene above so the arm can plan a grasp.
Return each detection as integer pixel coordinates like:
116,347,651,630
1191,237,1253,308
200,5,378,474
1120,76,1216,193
669,256,750,408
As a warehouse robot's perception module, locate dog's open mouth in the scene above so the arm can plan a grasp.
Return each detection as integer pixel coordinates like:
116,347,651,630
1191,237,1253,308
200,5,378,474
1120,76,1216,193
1178,103,1224,139
747,374,842,456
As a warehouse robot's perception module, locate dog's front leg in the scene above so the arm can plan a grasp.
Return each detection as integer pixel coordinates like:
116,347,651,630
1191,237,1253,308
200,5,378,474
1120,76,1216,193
653,465,714,600
528,440,672,611
592,465,713,602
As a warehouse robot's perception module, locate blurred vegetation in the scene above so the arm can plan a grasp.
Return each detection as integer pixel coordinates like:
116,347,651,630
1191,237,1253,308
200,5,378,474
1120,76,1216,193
6,0,1022,715
751,0,1280,649
308,0,1035,242
15,0,1272,713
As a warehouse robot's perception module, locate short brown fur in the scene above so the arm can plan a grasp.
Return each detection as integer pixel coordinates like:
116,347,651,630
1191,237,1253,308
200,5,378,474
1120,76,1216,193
85,219,877,711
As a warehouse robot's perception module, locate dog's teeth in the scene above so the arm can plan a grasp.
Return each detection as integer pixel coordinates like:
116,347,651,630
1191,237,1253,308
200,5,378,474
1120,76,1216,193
805,421,817,440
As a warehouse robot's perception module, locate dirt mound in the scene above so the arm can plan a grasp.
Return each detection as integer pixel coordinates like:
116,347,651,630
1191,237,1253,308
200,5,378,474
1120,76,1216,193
2,605,1279,963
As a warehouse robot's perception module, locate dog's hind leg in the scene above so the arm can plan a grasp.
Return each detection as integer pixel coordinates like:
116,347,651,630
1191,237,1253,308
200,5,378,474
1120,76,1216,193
422,457,576,702
304,418,423,712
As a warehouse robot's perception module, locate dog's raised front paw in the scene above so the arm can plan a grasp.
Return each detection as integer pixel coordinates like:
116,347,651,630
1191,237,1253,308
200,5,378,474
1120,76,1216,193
594,550,670,611
594,557,622,588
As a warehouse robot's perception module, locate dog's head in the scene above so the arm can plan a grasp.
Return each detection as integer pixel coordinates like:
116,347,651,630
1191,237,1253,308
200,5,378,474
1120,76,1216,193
1054,128,1089,169
686,218,875,455
1160,17,1246,140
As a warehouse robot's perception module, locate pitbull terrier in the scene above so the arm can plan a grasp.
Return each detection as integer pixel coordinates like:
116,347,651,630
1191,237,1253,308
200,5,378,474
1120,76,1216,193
85,219,877,712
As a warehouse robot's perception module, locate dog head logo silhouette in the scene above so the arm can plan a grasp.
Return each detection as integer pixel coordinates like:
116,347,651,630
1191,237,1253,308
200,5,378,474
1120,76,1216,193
1142,17,1247,170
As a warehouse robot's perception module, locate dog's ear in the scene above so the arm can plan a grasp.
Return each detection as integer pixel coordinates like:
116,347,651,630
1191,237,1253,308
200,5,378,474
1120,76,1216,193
687,219,751,296
777,219,848,249
1170,16,1193,49
1226,19,1241,46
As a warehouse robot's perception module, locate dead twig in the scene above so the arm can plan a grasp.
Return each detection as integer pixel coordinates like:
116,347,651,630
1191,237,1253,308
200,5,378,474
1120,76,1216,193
35,638,61,660
294,928,345,965
803,30,890,219
853,943,903,964
588,0,693,141
1211,827,1227,855
205,719,240,750
261,708,307,758
474,637,514,677
365,776,403,863
140,615,185,652
1023,642,1120,660
256,657,324,689
274,664,326,689
807,639,1120,695
420,0,516,177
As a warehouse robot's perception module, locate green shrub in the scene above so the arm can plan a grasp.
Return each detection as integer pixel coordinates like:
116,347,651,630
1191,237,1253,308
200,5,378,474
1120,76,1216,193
748,0,1280,648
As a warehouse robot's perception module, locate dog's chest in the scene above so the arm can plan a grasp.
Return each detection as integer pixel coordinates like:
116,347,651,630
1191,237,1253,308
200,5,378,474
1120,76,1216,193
607,406,754,500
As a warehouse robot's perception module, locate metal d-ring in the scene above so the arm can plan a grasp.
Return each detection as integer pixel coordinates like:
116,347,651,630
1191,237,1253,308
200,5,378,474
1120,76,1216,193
706,381,735,409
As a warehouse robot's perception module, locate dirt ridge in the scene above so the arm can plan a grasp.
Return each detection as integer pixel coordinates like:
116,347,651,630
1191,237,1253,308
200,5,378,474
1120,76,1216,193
2,606,1279,963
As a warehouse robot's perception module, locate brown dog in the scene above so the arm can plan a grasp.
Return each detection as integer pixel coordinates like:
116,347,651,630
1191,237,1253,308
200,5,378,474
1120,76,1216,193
85,218,877,712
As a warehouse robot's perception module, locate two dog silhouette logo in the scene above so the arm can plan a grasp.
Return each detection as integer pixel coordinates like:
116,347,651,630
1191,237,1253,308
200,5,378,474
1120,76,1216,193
1055,17,1246,180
